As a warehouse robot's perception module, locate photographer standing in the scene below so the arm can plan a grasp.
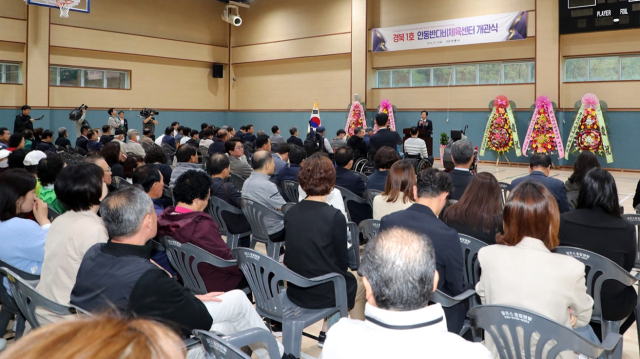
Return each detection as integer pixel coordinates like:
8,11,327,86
14,105,34,134
142,110,158,141
72,106,89,137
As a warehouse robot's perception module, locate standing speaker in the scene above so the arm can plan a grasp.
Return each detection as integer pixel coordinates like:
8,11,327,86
212,64,223,78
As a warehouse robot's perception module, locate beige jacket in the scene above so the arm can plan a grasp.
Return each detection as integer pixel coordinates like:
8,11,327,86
35,210,108,325
476,237,593,359
372,193,414,220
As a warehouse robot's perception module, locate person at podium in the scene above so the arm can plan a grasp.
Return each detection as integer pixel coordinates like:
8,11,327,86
417,111,433,137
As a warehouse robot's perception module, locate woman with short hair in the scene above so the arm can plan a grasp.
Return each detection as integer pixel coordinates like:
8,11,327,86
372,160,415,220
443,172,503,245
101,142,125,178
560,168,636,335
284,154,366,346
365,146,400,191
476,181,595,358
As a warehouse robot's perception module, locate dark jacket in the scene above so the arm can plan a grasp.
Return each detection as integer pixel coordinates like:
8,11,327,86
443,219,502,246
448,169,473,200
208,138,225,155
35,141,57,153
55,137,71,148
417,119,433,136
287,136,304,147
559,207,637,321
381,204,467,333
87,140,104,152
369,128,402,155
157,207,243,293
347,135,368,160
71,241,212,337
277,164,301,184
511,171,571,213
100,135,113,145
186,138,200,147
157,163,172,186
243,134,256,143
210,178,251,237
14,114,33,134
162,135,177,149
365,170,388,192
76,136,88,151
633,179,640,209
336,167,371,224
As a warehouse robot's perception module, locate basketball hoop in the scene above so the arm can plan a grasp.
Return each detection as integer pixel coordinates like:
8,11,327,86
56,0,79,18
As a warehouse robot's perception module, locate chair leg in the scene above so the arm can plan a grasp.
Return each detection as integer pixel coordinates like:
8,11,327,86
282,320,305,359
0,308,14,337
14,314,26,340
250,237,258,250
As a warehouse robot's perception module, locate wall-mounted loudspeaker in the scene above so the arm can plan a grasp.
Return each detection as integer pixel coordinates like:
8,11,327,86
212,64,223,78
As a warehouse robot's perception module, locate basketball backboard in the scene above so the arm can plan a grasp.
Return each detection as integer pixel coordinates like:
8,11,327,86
25,0,90,14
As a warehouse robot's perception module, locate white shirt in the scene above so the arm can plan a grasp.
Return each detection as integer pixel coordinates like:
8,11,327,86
322,303,491,359
404,137,429,158
180,136,191,145
199,138,213,148
298,187,346,219
154,134,165,146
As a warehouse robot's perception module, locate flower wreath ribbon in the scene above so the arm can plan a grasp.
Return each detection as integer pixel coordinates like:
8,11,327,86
479,96,522,157
522,96,564,159
565,94,613,163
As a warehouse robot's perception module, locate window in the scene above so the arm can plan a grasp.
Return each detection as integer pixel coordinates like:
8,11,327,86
376,61,534,88
564,55,640,82
49,66,130,89
0,63,21,84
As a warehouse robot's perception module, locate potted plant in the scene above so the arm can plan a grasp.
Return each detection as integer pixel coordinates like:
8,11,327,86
439,132,449,166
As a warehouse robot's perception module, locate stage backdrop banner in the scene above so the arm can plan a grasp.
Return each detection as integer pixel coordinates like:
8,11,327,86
372,11,527,52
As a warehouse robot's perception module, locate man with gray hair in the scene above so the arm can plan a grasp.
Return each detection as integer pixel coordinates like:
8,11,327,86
125,129,146,157
322,227,491,358
55,127,71,148
448,139,475,200
71,186,283,359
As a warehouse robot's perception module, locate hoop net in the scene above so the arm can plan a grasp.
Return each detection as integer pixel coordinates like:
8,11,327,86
56,0,79,18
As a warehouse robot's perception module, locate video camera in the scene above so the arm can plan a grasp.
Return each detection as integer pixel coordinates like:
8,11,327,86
140,108,159,118
69,104,88,122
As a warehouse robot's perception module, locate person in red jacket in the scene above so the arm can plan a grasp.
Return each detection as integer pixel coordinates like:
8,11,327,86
157,169,246,293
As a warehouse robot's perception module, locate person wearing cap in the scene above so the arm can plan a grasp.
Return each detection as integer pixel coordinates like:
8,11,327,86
112,129,127,155
0,149,10,175
24,151,48,197
125,129,146,157
107,108,122,135
14,105,34,134
316,126,333,154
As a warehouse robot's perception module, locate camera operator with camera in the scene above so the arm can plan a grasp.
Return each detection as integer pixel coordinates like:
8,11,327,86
14,105,42,134
141,108,159,141
69,104,90,138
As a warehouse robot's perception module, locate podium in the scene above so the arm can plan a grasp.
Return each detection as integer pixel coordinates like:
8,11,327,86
402,128,433,156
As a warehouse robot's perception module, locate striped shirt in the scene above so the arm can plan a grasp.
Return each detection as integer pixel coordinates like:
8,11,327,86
404,137,429,158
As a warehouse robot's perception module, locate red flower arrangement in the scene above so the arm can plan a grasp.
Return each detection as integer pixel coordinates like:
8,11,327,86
487,99,514,153
575,107,604,153
530,109,557,154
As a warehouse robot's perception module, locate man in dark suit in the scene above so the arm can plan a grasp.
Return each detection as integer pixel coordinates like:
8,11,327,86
417,110,433,137
286,127,304,147
75,125,90,151
243,124,256,143
335,147,371,224
448,140,475,200
209,129,228,155
369,113,402,157
511,153,571,213
55,127,72,148
35,130,57,153
380,168,468,334
100,125,114,145
347,127,368,161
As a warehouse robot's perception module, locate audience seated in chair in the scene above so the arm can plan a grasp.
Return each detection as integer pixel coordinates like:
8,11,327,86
334,147,370,224
226,139,253,180
403,126,429,159
208,128,228,155
0,169,49,294
277,145,306,185
70,186,283,359
54,127,71,149
346,127,368,161
565,151,600,200
511,153,571,213
144,146,172,187
366,146,399,192
34,130,57,154
476,181,596,359
372,160,415,220
447,140,475,200
208,154,252,248
133,164,166,215
36,154,67,214
7,133,24,152
443,172,503,245
122,155,143,183
559,168,637,336
380,168,468,333
169,145,204,188
86,130,104,152
158,170,246,293
0,315,186,359
241,151,286,243
84,155,113,190
272,143,290,175
285,153,366,346
286,126,304,147
75,126,90,152
125,129,146,157
322,227,491,359
100,142,125,180
35,163,108,325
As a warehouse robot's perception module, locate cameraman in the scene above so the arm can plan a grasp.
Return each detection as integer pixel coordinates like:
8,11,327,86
142,110,159,141
14,105,34,134
72,106,89,138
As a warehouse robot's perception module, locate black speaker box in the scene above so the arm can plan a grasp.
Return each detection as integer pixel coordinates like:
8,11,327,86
212,64,223,78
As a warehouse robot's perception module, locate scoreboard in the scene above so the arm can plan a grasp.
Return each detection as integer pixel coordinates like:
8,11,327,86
560,0,640,34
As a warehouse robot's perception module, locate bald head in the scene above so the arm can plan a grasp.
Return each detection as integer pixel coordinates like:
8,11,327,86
359,227,437,311
216,129,228,141
251,150,273,173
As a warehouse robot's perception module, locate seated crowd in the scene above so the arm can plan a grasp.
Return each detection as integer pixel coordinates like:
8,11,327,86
0,110,639,359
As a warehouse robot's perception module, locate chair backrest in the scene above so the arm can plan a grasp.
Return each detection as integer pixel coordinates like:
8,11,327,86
363,189,381,208
208,197,243,236
458,234,487,286
498,182,511,206
229,173,245,192
350,170,368,183
358,219,380,245
141,141,153,153
0,267,77,330
48,207,61,222
75,147,88,156
160,236,238,295
240,198,283,242
162,185,175,207
115,176,131,187
281,203,296,215
161,143,176,164
468,305,621,359
346,222,360,270
335,186,368,222
194,328,281,359
554,246,638,320
622,214,640,268
567,191,579,210
281,180,300,203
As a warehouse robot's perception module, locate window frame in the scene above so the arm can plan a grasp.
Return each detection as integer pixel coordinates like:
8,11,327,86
49,65,131,90
564,55,640,83
0,62,22,84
